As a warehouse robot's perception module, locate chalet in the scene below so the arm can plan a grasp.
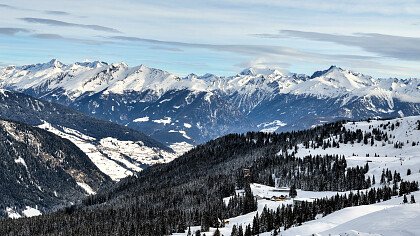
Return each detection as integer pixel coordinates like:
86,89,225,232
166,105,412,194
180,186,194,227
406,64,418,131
271,195,288,201
243,168,251,177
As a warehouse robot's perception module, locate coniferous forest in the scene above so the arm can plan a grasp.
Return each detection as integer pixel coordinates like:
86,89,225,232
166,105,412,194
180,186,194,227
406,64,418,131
0,121,418,235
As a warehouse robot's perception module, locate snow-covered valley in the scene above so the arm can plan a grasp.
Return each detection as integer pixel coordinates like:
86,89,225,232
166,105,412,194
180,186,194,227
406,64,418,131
38,121,180,181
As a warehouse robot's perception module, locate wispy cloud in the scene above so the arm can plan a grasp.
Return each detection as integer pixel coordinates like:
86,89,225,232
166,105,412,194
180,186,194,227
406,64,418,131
149,46,183,52
0,27,30,35
109,35,377,61
32,33,65,39
32,33,104,45
20,17,121,33
0,3,17,9
255,30,420,61
44,10,70,16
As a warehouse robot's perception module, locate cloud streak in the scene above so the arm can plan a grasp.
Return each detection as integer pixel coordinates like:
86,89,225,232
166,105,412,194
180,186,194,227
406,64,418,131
109,35,377,61
0,3,17,9
20,17,121,33
255,30,420,61
0,27,30,35
44,10,70,16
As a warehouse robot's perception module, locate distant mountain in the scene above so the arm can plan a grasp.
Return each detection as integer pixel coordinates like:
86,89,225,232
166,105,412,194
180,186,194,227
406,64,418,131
0,89,176,181
0,118,111,218
1,60,419,146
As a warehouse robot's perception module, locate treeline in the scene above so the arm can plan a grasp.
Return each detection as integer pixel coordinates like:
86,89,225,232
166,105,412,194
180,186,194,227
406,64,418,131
245,154,371,191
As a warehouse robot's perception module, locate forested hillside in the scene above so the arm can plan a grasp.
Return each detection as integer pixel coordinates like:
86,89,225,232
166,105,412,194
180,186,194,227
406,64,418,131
0,119,111,218
1,117,418,235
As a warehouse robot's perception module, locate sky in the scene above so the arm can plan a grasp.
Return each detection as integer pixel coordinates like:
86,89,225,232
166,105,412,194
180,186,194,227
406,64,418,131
1,0,420,77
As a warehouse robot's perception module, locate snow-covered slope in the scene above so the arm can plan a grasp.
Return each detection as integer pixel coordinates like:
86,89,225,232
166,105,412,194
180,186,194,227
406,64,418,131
0,89,178,181
0,119,111,218
38,121,177,181
174,116,420,236
2,61,418,103
1,60,419,146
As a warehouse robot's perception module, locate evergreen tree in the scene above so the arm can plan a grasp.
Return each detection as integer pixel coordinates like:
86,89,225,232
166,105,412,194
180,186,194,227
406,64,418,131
411,195,416,204
244,224,252,236
238,225,244,236
289,184,297,198
252,213,260,235
403,194,408,204
231,225,238,236
243,183,257,214
213,228,220,236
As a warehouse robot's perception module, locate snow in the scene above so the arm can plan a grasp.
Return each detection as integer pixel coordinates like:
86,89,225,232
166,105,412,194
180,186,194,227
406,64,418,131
258,120,287,133
0,88,8,97
22,206,42,217
76,182,96,195
168,130,191,140
283,192,420,236
153,117,172,125
38,121,177,181
183,123,192,128
14,157,28,169
169,142,194,155
38,121,131,181
6,207,21,219
133,116,150,122
2,61,418,105
175,116,420,236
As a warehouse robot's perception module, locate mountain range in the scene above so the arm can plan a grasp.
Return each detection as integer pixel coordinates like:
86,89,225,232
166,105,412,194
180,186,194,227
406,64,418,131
1,60,419,148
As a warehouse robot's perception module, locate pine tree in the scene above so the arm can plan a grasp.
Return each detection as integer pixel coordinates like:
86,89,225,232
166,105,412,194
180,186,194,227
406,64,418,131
238,225,244,236
243,183,256,214
244,224,252,236
407,169,411,175
289,184,297,198
252,213,260,235
231,225,238,236
403,194,408,204
213,228,220,236
201,213,210,232
411,195,416,204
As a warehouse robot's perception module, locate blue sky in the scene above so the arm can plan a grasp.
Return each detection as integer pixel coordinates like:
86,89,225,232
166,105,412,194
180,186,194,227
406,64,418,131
1,0,420,77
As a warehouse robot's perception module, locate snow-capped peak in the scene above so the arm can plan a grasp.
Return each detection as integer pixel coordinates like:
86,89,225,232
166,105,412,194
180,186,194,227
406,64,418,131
239,66,286,77
0,60,419,103
110,62,128,69
47,59,64,68
311,65,347,78
75,61,107,68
